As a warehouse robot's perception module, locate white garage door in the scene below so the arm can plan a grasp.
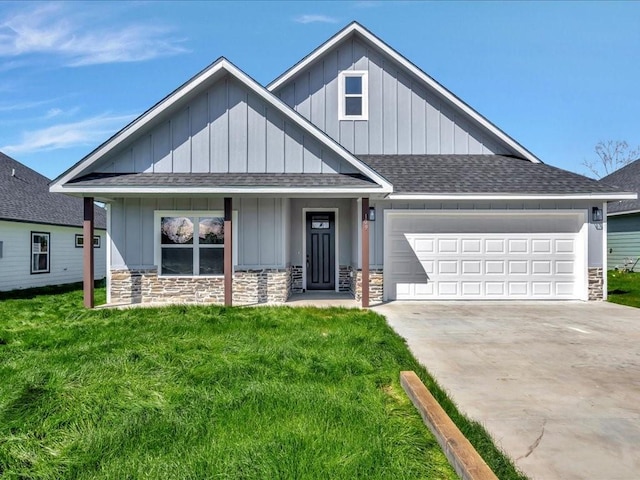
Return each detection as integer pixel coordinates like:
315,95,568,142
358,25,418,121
385,212,586,300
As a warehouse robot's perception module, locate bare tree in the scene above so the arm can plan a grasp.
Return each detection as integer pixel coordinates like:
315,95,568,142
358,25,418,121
582,140,640,178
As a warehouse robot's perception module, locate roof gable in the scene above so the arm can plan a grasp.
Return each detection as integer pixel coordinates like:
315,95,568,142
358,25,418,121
268,22,540,163
0,152,106,228
51,58,391,193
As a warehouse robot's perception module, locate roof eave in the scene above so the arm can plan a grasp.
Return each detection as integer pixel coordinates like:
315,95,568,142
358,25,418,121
51,184,392,196
387,192,638,201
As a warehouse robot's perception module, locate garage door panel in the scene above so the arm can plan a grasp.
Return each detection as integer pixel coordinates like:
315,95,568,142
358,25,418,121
461,238,482,253
461,282,482,295
438,260,458,274
509,261,528,274
438,282,458,295
532,282,552,296
508,239,528,253
485,260,505,274
555,239,575,253
532,239,552,253
485,282,505,296
532,261,552,275
462,260,481,274
386,215,582,300
438,238,458,253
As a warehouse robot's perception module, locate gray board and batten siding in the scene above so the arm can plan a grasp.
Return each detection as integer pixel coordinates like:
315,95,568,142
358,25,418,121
110,197,287,270
272,34,515,157
89,76,357,176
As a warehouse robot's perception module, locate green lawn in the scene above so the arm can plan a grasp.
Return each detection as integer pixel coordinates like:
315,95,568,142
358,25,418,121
608,270,640,308
0,287,525,479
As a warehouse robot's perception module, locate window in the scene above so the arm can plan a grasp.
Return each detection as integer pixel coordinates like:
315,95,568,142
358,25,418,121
31,232,50,274
338,71,368,120
75,234,101,248
154,211,237,276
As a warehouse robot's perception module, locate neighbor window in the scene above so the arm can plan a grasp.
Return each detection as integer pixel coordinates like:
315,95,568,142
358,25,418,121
31,232,50,274
75,234,101,248
338,71,368,120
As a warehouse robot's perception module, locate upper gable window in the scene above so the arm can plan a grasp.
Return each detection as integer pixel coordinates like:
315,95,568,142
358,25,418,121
338,71,368,120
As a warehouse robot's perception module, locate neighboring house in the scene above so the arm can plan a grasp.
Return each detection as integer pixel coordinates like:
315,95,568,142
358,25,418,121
0,152,107,292
50,22,634,307
601,159,640,270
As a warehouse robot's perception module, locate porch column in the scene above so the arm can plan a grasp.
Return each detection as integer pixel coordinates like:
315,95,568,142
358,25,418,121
83,197,95,308
224,197,233,306
361,197,370,308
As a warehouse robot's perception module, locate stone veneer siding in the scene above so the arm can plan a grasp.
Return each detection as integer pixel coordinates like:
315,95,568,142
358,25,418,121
338,265,351,293
291,265,303,293
588,267,604,301
110,267,291,305
351,268,384,305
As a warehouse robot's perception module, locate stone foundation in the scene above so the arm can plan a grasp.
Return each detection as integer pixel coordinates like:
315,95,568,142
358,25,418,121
352,268,384,305
338,265,352,293
588,267,604,301
291,265,303,293
110,267,291,305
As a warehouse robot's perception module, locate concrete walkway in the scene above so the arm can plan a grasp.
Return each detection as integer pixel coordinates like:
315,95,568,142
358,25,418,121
374,301,640,480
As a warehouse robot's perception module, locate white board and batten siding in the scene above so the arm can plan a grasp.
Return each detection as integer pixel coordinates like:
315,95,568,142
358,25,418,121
273,35,514,157
110,197,287,270
90,77,356,176
383,211,588,301
0,220,106,292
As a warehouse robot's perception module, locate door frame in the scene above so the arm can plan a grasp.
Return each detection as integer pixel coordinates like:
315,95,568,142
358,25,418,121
302,207,339,292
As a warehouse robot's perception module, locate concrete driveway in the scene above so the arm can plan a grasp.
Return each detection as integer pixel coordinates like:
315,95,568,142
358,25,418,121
374,301,640,480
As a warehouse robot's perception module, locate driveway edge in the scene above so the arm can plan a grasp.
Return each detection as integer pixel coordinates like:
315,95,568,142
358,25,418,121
400,371,498,480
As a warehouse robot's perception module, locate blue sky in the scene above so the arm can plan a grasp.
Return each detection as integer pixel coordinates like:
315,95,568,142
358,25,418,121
0,1,638,180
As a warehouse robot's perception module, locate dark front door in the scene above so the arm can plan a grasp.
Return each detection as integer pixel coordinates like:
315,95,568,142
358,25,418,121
306,212,335,290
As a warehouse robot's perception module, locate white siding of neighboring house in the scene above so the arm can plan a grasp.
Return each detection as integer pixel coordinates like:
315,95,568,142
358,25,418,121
0,220,106,292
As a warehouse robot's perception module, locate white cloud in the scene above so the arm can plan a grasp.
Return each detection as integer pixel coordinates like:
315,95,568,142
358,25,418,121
2,113,136,154
293,14,340,24
0,3,187,66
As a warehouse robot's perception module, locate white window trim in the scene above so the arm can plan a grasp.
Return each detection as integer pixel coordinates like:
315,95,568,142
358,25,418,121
31,231,50,274
153,210,238,277
338,70,368,121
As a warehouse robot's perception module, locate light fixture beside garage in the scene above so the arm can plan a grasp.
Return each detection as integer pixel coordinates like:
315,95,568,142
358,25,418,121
592,207,603,222
368,206,376,221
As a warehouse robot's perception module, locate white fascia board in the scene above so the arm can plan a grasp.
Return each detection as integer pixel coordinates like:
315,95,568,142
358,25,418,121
607,208,640,217
51,185,387,195
387,193,639,201
52,57,392,193
268,22,541,164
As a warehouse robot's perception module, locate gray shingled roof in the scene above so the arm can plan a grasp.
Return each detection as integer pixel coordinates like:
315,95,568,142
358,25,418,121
600,159,640,214
0,152,106,228
358,154,624,195
68,172,379,189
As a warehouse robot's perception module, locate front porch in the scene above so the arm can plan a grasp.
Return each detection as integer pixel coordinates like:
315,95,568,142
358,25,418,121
83,195,381,308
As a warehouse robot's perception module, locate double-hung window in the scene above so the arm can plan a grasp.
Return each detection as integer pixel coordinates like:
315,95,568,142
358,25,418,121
338,71,368,120
31,232,50,274
155,211,236,276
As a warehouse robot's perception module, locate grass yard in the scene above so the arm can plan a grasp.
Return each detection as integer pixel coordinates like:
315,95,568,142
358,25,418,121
608,270,640,308
0,287,525,480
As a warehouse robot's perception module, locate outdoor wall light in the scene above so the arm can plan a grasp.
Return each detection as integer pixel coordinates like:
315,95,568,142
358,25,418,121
368,206,376,221
592,206,603,222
